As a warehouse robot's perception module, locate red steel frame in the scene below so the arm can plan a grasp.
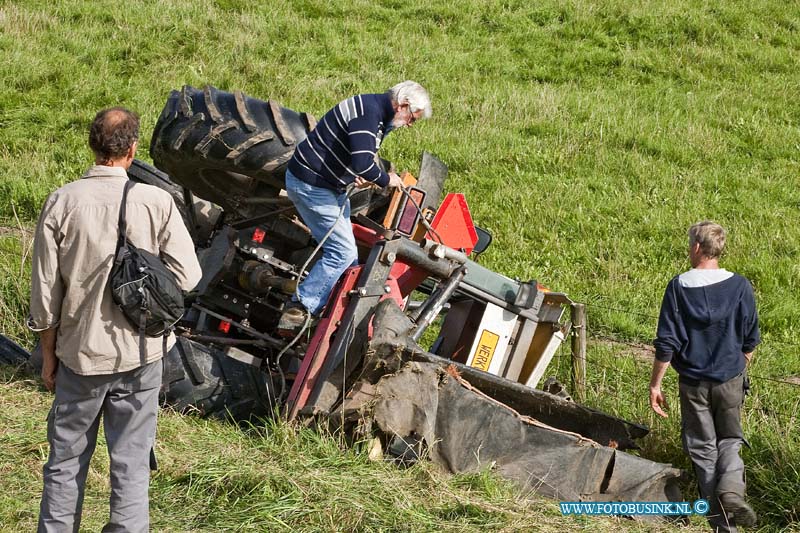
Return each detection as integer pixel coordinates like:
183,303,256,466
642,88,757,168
286,193,479,418
285,264,404,419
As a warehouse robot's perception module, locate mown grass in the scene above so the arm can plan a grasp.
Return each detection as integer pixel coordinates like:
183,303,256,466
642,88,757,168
1,0,799,531
547,338,800,529
2,0,799,338
0,366,704,532
0,226,33,347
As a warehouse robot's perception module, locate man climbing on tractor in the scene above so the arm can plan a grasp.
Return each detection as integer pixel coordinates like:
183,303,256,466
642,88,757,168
278,81,432,335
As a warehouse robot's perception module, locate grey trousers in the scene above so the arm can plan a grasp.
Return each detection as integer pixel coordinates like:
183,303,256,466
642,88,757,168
679,373,747,533
38,360,161,533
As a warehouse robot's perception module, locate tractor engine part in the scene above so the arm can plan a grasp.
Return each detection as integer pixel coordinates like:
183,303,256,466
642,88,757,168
237,216,312,253
238,261,296,295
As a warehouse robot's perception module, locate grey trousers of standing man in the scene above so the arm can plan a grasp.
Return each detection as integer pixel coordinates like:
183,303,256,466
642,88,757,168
679,372,747,533
38,359,162,533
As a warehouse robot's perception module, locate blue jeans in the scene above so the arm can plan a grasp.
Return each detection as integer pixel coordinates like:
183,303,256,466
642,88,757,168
285,169,358,315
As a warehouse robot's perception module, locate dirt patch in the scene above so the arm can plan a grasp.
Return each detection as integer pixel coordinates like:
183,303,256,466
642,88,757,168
592,337,655,362
594,338,800,386
0,225,32,239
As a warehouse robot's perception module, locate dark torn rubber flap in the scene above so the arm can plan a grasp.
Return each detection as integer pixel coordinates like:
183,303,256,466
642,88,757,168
346,300,683,502
0,335,30,366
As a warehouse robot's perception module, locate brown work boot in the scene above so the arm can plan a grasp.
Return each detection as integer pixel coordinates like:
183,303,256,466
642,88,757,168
719,493,757,527
277,302,310,337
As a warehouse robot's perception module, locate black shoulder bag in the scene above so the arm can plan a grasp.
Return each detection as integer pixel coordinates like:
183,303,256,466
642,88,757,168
109,180,185,362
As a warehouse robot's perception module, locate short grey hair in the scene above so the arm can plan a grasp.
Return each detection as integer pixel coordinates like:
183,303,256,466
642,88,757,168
688,221,726,259
388,81,432,119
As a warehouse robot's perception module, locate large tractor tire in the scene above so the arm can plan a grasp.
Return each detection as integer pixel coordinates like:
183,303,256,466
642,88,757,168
149,85,395,224
0,333,275,421
161,337,277,420
150,85,315,222
127,158,189,217
127,159,221,244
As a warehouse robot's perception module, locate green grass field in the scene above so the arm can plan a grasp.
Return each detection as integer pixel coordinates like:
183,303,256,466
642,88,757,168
1,0,799,530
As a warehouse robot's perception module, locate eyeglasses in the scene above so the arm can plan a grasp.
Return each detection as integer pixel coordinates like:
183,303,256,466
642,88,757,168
406,106,419,126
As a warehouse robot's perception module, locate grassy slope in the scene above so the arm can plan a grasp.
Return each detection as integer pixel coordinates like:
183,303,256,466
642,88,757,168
0,366,697,533
0,0,798,530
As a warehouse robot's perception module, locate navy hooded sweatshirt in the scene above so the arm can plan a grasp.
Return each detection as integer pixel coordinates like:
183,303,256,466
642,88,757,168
654,272,760,383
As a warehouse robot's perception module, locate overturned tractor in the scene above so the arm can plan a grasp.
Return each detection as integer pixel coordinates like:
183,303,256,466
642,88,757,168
3,85,682,503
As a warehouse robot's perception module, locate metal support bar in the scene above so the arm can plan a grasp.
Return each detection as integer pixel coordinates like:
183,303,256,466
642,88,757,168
182,187,199,241
384,238,461,280
307,237,465,413
179,333,267,346
421,238,469,264
190,303,296,357
502,318,538,381
306,243,393,410
410,265,468,342
570,303,587,402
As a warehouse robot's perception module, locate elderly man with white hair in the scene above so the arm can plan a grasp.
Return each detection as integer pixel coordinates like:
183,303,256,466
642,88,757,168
279,81,432,333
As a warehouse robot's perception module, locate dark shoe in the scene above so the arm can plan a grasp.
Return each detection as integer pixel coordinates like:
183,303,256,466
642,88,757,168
277,303,310,337
719,493,757,527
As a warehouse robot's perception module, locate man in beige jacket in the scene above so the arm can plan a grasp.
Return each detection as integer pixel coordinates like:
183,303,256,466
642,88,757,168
29,107,202,532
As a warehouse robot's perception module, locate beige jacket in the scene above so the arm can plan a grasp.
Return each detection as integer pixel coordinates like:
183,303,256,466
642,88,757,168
28,165,202,375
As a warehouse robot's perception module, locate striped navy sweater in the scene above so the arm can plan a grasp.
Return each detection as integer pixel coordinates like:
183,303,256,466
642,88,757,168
288,93,395,192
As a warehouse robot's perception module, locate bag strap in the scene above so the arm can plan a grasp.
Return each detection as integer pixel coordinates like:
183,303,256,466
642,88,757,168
114,180,135,264
139,305,147,365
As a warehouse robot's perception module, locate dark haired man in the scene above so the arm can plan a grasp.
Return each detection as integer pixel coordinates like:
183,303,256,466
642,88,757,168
29,107,202,532
650,221,760,532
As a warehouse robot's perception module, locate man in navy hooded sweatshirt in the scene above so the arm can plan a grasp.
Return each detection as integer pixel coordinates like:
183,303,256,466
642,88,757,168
650,221,759,532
